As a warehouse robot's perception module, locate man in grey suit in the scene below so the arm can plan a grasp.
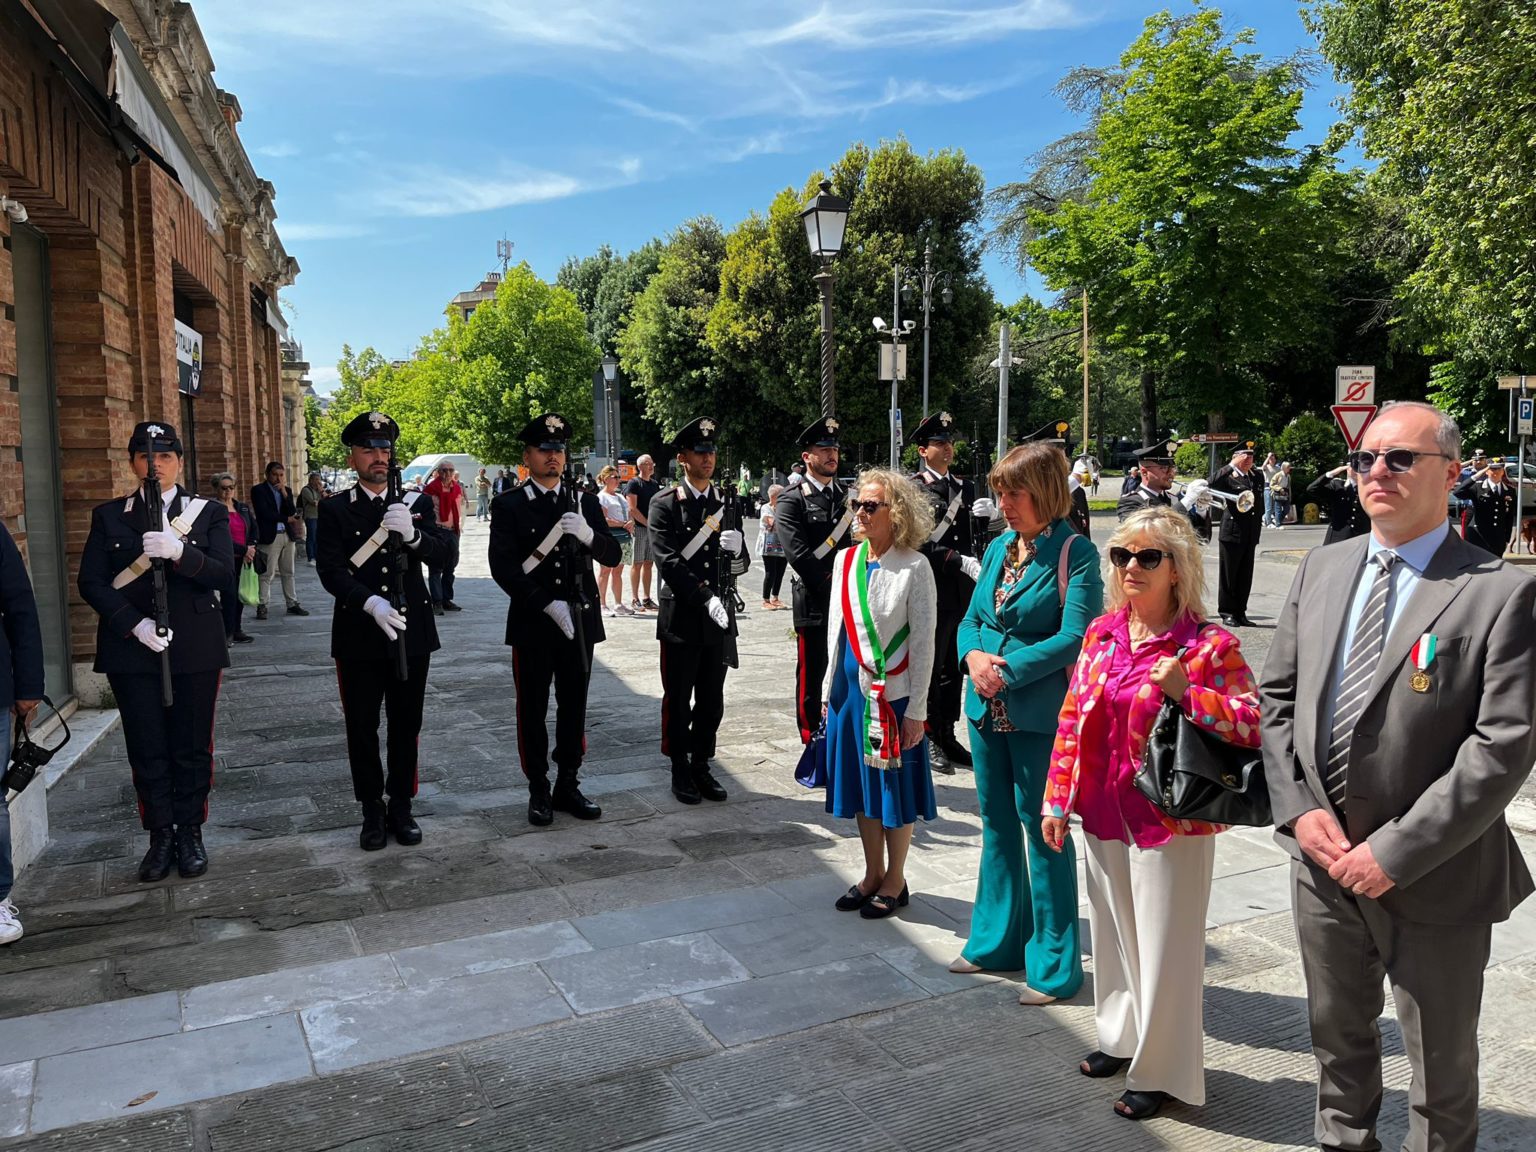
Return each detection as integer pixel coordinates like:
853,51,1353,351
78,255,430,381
1261,400,1536,1152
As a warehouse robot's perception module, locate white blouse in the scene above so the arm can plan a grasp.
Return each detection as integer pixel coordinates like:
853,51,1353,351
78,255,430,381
822,544,938,722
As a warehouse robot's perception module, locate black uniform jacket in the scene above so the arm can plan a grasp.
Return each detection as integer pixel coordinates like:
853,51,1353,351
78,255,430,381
488,481,618,648
1453,475,1519,555
1307,475,1371,546
1209,465,1266,545
316,485,443,662
1116,484,1202,530
649,483,751,654
0,522,44,710
774,477,853,629
78,486,231,676
911,467,976,614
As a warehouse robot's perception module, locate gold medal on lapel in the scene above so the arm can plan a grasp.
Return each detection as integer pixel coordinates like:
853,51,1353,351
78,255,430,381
1408,634,1437,694
1410,669,1431,693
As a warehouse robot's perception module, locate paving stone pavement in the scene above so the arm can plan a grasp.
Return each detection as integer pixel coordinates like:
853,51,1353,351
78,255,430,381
1,514,1534,1148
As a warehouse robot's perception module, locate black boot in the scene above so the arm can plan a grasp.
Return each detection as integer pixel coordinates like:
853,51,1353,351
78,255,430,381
175,824,208,878
670,764,701,805
527,776,554,826
551,771,602,820
929,740,956,775
138,827,176,882
387,800,423,845
937,734,973,769
692,761,728,802
359,803,388,851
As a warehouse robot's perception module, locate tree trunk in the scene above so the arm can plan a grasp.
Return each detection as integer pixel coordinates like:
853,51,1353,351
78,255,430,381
1139,366,1158,446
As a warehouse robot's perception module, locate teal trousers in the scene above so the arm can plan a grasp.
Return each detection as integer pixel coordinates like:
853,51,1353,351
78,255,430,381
963,722,1083,997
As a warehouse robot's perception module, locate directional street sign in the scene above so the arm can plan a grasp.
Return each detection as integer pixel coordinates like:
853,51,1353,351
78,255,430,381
1498,375,1530,390
1336,365,1376,405
1193,432,1241,444
1332,403,1378,450
1518,396,1534,437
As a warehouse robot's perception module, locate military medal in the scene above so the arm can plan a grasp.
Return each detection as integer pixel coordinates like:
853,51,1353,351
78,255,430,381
1408,633,1437,693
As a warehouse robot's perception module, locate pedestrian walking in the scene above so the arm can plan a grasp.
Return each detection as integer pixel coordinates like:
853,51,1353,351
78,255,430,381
758,483,787,609
422,462,464,613
78,422,230,881
487,414,617,826
950,441,1103,1004
474,467,491,521
1453,455,1519,555
596,466,633,617
211,473,256,645
822,470,938,919
1261,450,1280,527
297,471,324,562
250,461,308,620
1043,506,1260,1121
1208,445,1265,626
1266,461,1293,529
0,515,45,943
625,454,662,612
316,412,443,851
1261,401,1536,1152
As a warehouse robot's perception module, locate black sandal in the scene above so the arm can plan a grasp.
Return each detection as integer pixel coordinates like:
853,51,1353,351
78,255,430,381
859,884,909,919
1079,1051,1130,1078
1114,1090,1167,1120
835,883,878,911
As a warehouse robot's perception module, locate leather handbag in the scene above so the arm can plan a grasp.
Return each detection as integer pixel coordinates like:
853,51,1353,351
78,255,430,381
795,720,828,789
1133,666,1272,828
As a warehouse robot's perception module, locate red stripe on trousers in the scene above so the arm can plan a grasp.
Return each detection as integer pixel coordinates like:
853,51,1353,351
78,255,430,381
796,631,812,744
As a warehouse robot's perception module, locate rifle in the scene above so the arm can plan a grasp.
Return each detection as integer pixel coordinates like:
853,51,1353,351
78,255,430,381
717,479,747,615
141,465,174,706
561,459,590,678
384,457,411,682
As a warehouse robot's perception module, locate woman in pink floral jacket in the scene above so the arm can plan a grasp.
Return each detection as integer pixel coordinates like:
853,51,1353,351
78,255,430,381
1042,507,1261,1122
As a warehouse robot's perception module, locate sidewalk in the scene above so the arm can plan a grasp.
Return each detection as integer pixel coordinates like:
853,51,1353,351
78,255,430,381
1,517,1533,1149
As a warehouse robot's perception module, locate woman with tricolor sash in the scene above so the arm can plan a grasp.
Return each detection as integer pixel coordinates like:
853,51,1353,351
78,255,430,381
822,470,940,919
951,441,1104,1003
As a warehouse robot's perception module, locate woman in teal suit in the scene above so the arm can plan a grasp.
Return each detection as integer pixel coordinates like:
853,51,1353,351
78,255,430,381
951,441,1103,1002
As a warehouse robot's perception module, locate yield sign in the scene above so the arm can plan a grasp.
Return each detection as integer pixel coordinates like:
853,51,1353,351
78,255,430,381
1332,404,1378,450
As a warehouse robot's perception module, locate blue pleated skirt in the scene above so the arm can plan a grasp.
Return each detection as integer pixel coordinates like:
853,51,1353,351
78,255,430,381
824,631,937,828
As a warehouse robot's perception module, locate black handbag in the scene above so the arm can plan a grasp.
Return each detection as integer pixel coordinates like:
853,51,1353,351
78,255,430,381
1132,660,1271,828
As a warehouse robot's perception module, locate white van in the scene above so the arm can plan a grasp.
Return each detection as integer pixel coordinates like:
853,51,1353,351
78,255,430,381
400,452,490,489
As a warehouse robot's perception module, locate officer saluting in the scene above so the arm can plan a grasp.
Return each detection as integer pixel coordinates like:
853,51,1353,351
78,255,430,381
648,416,749,804
1208,442,1266,626
316,411,442,851
1454,455,1519,555
488,413,618,826
1306,463,1371,545
78,422,230,882
907,411,985,773
775,417,856,744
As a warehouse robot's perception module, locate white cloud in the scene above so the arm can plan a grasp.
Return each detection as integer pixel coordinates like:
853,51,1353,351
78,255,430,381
254,141,300,158
723,130,789,162
279,222,374,241
360,165,619,218
310,364,341,394
610,97,700,133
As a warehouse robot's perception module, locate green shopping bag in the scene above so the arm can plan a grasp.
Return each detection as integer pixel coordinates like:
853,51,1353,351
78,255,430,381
238,562,260,606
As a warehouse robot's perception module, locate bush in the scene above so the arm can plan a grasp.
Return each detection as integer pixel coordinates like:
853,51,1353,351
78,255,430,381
1275,412,1342,495
1174,440,1210,477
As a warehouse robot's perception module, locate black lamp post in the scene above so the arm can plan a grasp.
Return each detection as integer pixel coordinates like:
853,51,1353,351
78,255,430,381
900,241,952,420
800,179,850,418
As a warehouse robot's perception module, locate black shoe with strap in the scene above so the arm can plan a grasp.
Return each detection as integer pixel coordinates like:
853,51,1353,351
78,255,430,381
1115,1090,1168,1121
859,884,909,919
175,824,208,878
929,740,956,775
388,802,423,845
552,773,602,820
527,776,555,826
1080,1051,1131,1079
670,764,701,805
359,804,388,851
138,827,176,882
691,762,727,802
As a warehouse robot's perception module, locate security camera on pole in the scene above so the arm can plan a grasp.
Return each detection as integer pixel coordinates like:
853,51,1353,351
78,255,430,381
874,264,916,468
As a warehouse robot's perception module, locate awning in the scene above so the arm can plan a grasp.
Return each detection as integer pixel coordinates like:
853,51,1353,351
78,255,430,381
266,298,289,341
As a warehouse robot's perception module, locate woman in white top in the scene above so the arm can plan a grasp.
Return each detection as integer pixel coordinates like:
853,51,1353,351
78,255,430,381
821,469,939,919
596,466,633,617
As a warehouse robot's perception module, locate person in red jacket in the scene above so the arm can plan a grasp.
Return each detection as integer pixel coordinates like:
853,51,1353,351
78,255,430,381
422,462,466,613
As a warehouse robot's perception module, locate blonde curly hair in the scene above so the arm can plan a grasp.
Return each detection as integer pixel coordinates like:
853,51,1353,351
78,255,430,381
852,469,935,552
1104,506,1208,622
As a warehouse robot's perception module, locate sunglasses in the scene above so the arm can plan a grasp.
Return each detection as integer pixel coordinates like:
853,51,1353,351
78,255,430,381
851,500,888,515
1346,448,1453,474
1109,547,1170,570
217,485,235,492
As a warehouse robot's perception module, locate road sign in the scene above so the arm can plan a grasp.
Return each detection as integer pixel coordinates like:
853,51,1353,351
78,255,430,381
1332,403,1378,450
1518,397,1534,436
878,343,907,381
1336,365,1376,405
1498,375,1531,390
1193,432,1241,444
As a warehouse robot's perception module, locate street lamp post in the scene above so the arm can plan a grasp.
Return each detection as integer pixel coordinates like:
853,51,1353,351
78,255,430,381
901,241,952,420
601,354,619,465
800,180,850,418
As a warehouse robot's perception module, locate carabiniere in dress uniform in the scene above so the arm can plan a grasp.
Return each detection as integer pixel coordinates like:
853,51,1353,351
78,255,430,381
78,421,231,882
315,411,444,852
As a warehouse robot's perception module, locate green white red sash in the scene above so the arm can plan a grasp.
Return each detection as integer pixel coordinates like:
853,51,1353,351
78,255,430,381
839,541,910,769
1409,633,1438,671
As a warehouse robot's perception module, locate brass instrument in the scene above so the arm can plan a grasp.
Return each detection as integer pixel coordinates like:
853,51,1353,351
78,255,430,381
1183,480,1254,515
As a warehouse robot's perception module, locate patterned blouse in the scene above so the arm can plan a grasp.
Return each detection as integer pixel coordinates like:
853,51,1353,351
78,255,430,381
985,534,1040,732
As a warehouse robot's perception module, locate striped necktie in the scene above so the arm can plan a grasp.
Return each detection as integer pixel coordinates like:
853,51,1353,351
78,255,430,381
1324,550,1399,810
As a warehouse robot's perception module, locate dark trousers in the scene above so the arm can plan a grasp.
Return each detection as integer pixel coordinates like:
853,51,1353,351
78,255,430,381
794,623,828,744
304,518,318,562
109,670,221,830
428,531,461,604
660,640,727,767
1217,539,1256,617
927,608,963,736
335,655,429,808
761,556,786,601
1292,858,1489,1152
511,637,593,780
222,558,246,638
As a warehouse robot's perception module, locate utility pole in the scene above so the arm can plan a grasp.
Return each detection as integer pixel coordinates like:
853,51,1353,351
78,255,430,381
1081,289,1091,458
995,322,1012,467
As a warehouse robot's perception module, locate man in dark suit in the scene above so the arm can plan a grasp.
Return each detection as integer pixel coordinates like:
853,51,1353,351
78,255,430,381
648,416,749,804
1308,464,1372,546
907,411,983,773
249,461,308,621
1208,443,1266,626
774,417,855,744
316,411,443,851
78,421,230,882
1261,401,1536,1152
0,517,45,944
488,413,619,826
1453,455,1519,555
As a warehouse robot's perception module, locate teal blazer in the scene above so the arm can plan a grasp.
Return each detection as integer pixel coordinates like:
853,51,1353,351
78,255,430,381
957,519,1104,733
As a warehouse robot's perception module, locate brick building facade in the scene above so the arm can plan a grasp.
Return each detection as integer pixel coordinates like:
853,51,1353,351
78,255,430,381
0,0,299,702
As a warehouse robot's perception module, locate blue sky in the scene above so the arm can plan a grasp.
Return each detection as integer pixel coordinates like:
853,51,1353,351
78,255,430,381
198,1,1346,394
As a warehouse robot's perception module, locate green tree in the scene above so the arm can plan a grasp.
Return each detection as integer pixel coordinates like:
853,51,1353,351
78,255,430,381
1024,9,1352,437
1274,411,1340,496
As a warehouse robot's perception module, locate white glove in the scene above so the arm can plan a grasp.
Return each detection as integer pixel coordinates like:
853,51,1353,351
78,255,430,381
381,503,418,544
543,600,575,640
719,529,744,554
1181,479,1211,513
705,595,730,630
141,529,184,563
131,618,172,652
960,555,982,582
971,498,997,520
559,511,595,546
363,595,407,640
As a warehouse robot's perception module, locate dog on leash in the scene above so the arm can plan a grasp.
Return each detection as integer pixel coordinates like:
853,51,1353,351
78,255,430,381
1521,516,1536,555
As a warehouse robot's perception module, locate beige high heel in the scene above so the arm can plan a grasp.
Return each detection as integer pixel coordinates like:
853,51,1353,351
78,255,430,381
1017,986,1058,1006
947,957,983,974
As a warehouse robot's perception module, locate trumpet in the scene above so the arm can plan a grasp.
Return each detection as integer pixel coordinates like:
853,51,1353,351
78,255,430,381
1185,481,1254,514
